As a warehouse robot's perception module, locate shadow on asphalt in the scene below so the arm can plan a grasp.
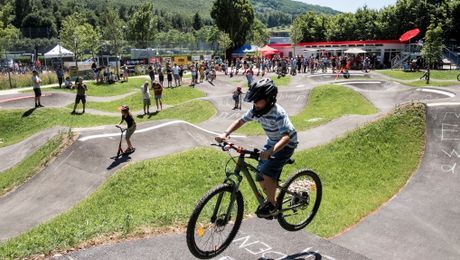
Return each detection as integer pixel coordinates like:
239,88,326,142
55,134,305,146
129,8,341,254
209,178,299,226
266,251,321,260
21,108,36,117
107,155,132,170
136,111,159,119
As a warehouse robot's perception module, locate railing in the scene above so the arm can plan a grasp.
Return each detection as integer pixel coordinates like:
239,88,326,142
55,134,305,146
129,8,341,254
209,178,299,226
391,44,422,69
443,47,460,68
391,53,411,69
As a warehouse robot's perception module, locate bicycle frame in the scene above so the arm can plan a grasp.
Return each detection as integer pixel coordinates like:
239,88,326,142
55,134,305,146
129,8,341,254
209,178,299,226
211,152,267,225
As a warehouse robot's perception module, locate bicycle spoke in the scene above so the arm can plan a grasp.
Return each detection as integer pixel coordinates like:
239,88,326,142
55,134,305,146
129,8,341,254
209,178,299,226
277,170,322,231
187,184,244,258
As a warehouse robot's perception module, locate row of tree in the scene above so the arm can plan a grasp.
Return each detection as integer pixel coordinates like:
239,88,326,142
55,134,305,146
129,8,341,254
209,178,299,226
0,0,270,59
290,0,460,44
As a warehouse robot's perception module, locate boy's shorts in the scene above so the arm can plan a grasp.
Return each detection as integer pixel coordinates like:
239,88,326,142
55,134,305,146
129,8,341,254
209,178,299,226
33,88,41,97
256,145,295,182
125,125,136,141
75,94,86,104
143,98,151,106
155,95,162,100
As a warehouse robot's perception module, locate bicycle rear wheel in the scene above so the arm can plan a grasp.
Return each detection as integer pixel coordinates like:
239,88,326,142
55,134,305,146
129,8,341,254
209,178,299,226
277,169,322,231
186,183,244,259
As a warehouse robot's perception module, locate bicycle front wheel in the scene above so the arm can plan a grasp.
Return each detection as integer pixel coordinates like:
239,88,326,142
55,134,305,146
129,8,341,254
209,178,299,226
186,184,244,259
277,169,322,231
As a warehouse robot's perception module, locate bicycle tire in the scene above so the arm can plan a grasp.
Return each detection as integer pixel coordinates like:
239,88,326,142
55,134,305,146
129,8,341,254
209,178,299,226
186,183,244,259
457,73,460,81
276,169,322,231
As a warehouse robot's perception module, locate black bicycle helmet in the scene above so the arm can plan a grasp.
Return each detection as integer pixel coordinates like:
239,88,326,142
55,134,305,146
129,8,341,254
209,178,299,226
244,78,278,117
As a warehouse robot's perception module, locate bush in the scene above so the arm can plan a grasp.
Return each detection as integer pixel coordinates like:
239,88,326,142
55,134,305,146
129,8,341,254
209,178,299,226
0,71,58,90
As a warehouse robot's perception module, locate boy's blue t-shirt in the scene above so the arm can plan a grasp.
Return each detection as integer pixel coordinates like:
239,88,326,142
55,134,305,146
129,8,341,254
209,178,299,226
241,103,298,148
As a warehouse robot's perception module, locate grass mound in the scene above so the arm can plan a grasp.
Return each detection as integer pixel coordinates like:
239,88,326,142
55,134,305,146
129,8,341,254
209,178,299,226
0,100,215,147
0,103,426,258
238,84,377,135
0,131,74,197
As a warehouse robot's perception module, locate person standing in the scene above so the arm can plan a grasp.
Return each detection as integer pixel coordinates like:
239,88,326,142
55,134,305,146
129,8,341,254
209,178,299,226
56,66,64,88
172,64,180,87
158,68,165,86
166,65,173,88
148,64,155,82
179,65,184,86
32,70,43,108
141,81,151,115
152,80,163,111
122,64,129,82
232,86,243,110
91,59,98,80
71,77,88,114
190,65,197,87
245,66,254,87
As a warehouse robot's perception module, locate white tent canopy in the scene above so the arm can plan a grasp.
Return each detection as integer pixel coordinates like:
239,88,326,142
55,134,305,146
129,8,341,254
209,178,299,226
44,44,74,58
344,48,367,54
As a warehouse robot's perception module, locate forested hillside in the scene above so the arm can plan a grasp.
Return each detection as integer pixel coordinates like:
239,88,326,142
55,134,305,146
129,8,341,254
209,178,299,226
58,0,338,28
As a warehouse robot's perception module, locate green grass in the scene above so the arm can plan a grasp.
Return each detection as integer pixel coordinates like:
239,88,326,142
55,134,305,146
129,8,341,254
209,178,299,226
0,108,114,147
134,100,215,124
0,132,70,197
378,70,459,81
270,75,292,87
0,103,425,258
237,84,378,135
79,87,205,113
0,100,215,147
23,78,147,97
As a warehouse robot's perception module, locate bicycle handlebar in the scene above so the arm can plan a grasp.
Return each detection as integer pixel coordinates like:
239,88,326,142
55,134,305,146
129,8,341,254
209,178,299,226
213,141,260,159
115,125,127,132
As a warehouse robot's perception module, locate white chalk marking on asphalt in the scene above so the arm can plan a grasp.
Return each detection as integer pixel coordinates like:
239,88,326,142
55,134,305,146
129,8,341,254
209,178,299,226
426,102,460,107
416,88,456,98
336,81,382,85
79,120,247,141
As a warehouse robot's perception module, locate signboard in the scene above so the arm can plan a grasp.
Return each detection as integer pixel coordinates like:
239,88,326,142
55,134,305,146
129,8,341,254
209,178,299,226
204,55,212,61
173,56,189,66
191,55,201,61
163,57,172,64
149,57,160,64
123,59,147,65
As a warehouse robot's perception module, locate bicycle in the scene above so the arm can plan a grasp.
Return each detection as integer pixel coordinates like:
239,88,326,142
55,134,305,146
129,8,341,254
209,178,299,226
186,141,322,259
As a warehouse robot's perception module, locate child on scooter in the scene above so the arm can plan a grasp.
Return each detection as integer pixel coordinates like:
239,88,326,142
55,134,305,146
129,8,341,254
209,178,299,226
116,105,136,153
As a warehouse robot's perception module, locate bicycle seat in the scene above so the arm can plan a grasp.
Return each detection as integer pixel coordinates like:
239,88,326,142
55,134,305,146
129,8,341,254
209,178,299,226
286,158,295,165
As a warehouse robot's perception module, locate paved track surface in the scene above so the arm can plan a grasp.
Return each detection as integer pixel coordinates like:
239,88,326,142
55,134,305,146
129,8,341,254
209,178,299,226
1,71,460,259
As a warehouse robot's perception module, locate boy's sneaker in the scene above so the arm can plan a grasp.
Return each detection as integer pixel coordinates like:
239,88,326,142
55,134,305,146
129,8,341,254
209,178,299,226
256,201,278,219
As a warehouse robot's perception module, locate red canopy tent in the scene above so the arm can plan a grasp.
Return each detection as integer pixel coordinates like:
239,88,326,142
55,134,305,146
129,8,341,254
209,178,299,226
259,45,280,54
399,28,421,42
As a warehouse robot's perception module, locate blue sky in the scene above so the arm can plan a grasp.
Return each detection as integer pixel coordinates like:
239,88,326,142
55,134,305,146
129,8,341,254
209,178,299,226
300,0,398,13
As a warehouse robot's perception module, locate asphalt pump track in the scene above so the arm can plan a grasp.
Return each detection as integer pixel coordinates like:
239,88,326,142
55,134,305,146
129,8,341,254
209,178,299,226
0,73,459,259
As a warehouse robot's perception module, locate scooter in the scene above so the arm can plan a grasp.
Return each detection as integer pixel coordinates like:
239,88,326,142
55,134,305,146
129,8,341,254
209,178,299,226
112,125,135,159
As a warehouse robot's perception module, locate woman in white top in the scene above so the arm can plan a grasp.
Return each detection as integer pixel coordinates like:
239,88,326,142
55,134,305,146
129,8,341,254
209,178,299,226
141,81,151,115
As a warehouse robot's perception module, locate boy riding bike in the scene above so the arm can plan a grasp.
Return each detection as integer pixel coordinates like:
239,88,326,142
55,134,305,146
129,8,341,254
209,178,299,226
215,78,298,218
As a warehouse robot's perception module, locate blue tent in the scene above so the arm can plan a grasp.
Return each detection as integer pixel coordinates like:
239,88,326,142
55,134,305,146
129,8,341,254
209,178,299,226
232,44,258,56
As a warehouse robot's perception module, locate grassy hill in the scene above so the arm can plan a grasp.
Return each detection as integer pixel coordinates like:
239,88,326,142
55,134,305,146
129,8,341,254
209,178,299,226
252,0,338,16
64,0,338,19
